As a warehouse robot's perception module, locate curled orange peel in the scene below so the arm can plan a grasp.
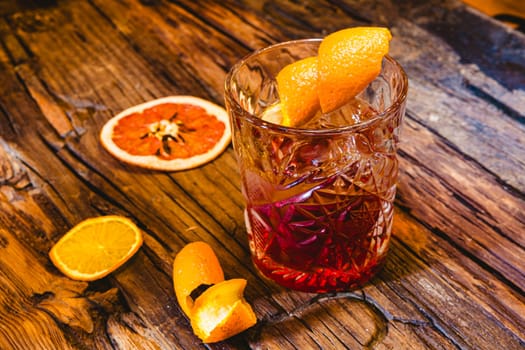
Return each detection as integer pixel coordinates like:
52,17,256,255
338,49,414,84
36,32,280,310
172,242,257,343
276,56,320,127
173,241,225,317
274,26,392,127
191,279,257,343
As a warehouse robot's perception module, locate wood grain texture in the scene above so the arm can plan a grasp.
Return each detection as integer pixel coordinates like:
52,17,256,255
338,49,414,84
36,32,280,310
0,0,523,349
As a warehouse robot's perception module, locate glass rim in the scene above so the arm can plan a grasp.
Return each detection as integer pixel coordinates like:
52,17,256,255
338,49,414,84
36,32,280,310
224,38,409,136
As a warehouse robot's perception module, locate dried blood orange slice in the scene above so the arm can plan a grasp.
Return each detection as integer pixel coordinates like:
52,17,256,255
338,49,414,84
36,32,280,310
100,96,231,171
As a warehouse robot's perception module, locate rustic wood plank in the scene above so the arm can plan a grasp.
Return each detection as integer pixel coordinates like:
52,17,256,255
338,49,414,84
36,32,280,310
0,0,523,349
398,118,525,289
392,19,525,193
0,207,99,349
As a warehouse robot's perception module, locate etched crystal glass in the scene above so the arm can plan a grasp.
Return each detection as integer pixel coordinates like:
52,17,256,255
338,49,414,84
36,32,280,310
225,39,408,292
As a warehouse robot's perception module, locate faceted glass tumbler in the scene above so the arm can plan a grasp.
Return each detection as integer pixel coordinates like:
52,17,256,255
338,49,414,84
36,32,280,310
224,39,408,292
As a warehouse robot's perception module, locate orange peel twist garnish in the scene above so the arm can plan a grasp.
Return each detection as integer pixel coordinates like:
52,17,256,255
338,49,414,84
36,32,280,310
275,27,392,127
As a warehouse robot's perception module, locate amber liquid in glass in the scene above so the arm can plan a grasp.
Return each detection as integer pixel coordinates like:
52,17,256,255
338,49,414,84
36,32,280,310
226,40,407,293
244,99,397,293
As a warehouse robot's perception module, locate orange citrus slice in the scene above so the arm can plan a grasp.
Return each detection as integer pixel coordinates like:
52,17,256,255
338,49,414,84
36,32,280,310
49,216,143,281
318,27,391,113
100,96,231,171
190,279,257,343
173,241,225,317
274,27,392,127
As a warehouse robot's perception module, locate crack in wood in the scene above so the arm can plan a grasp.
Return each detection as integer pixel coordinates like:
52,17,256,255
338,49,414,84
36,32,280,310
0,137,31,189
465,81,525,123
249,289,430,348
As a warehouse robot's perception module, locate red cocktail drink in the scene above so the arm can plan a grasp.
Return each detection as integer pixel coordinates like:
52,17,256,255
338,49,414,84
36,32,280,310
225,39,407,292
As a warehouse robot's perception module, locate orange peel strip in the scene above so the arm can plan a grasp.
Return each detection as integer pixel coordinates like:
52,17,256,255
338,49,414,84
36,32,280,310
318,26,392,113
190,279,257,343
172,242,257,343
173,241,225,317
275,26,392,127
276,56,320,127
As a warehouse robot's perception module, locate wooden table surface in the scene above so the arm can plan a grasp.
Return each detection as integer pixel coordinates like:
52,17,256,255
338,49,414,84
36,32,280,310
1,1,524,349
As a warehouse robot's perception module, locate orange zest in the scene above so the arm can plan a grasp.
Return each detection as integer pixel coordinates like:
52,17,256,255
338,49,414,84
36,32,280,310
172,241,257,343
276,56,320,127
191,279,257,343
49,216,143,281
172,241,225,317
275,27,392,127
318,27,392,113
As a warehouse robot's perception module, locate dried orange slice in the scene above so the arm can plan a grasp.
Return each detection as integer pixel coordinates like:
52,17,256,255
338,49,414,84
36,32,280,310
173,241,225,317
274,27,392,127
49,216,143,281
190,279,257,343
100,96,231,171
318,27,391,113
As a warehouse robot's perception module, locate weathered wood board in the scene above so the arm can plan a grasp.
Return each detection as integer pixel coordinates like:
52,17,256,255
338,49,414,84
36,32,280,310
0,0,523,349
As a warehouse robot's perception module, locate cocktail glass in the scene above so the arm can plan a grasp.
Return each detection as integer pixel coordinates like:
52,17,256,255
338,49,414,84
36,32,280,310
224,39,408,293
